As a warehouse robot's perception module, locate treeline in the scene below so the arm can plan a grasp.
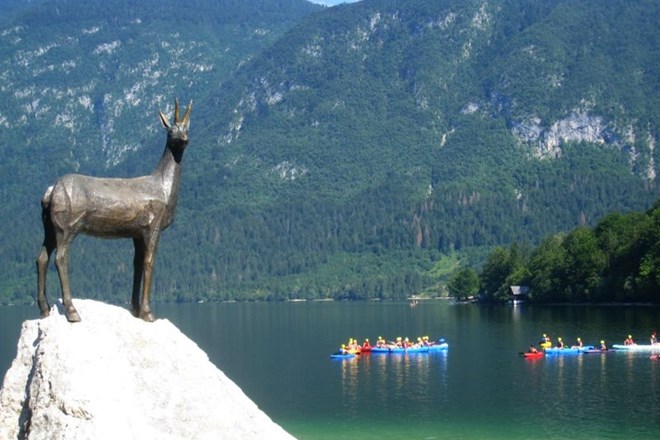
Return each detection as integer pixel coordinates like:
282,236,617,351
463,201,660,304
4,173,657,307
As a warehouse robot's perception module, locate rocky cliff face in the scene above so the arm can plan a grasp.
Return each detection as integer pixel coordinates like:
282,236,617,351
0,300,295,440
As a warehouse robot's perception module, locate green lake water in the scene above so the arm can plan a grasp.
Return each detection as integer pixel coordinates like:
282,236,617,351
2,301,659,439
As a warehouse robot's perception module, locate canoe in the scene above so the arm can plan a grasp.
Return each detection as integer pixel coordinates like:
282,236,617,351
611,344,660,351
544,345,595,354
370,343,448,354
428,343,449,352
581,348,617,354
330,352,356,359
544,347,579,354
523,351,544,358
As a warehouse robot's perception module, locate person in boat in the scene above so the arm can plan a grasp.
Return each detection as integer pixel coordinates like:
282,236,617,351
376,336,386,348
394,337,403,348
540,333,552,347
361,338,371,350
572,337,583,348
556,337,564,348
651,332,657,345
624,335,635,345
422,336,431,346
600,340,608,351
528,344,539,354
339,344,349,355
403,337,412,348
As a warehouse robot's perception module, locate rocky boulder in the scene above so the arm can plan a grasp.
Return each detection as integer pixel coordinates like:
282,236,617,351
0,299,295,440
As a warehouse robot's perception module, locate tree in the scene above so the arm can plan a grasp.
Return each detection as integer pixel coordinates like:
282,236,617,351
523,235,564,302
447,268,480,301
479,243,529,303
561,227,607,302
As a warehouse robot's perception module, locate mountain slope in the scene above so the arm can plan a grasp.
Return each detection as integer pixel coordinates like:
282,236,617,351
189,0,658,298
0,0,322,304
0,0,657,304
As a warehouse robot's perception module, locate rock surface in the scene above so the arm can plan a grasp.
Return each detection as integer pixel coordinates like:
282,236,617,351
0,300,295,440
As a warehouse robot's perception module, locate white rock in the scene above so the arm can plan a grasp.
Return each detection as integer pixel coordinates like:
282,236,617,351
0,299,295,440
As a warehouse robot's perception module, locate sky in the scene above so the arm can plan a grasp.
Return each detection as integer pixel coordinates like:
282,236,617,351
308,0,362,6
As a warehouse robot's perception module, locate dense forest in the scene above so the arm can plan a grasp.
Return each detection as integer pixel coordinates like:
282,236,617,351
0,0,658,306
448,201,660,304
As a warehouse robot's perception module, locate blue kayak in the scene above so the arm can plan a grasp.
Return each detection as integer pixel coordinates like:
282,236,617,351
581,348,617,354
544,345,594,355
330,352,356,359
370,343,448,354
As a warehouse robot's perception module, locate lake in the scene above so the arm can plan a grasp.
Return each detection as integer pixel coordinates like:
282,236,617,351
1,301,659,439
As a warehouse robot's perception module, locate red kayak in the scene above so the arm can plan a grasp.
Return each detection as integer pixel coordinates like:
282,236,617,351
523,351,544,359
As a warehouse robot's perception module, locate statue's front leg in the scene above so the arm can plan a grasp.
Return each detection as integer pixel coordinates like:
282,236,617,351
138,240,157,323
131,238,145,317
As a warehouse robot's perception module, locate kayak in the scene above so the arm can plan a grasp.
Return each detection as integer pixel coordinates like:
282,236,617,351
428,343,449,352
523,351,544,358
371,342,448,354
330,352,356,359
544,345,595,355
544,347,579,354
612,344,660,351
581,348,617,354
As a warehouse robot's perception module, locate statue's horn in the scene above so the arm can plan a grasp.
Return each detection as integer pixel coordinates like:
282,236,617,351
158,111,171,129
182,100,192,127
174,98,180,123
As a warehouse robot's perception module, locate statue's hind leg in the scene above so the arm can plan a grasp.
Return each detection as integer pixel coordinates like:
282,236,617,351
54,231,81,323
36,211,56,318
36,243,54,318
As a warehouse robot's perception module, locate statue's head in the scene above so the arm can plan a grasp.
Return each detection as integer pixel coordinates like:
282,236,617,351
159,99,192,154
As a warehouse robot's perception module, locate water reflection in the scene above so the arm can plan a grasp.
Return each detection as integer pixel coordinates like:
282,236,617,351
338,351,448,416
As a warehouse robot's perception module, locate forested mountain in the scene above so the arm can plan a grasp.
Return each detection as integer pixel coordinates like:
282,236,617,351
0,0,657,305
476,201,660,304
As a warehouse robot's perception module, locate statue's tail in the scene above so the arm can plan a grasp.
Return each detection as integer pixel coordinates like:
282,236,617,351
41,185,54,211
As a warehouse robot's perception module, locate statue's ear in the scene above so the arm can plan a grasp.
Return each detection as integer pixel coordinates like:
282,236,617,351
159,111,171,129
181,100,192,129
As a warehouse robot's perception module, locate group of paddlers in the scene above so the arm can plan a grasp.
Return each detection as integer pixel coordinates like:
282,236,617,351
339,335,440,354
527,331,658,353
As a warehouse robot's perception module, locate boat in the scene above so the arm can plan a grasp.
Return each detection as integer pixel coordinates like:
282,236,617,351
544,345,595,355
580,348,617,354
523,351,544,359
540,341,552,349
370,342,448,354
611,344,660,351
330,352,356,359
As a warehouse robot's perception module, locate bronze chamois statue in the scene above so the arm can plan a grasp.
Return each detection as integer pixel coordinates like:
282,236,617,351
36,99,192,322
